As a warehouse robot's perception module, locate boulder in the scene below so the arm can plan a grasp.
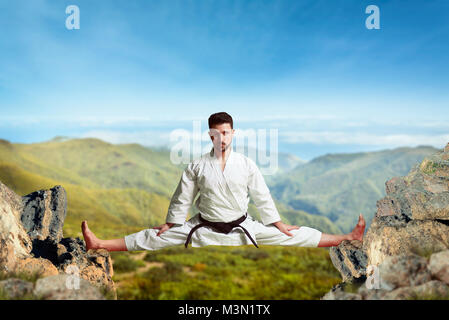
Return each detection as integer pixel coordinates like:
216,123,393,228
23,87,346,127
0,181,32,273
329,240,367,282
377,254,431,290
363,218,449,267
0,181,116,299
325,143,449,300
14,257,59,278
381,280,449,300
33,274,105,300
21,185,67,242
0,278,34,299
321,283,362,300
428,250,449,285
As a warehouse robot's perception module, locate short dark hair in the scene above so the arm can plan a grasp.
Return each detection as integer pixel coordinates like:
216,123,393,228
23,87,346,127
208,112,233,129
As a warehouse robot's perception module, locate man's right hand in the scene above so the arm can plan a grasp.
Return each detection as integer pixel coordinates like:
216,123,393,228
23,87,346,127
152,222,174,236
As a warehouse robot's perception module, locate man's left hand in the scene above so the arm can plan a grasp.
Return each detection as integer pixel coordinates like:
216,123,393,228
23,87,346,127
273,221,300,236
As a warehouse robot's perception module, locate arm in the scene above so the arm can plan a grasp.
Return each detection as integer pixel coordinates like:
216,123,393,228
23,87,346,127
247,159,282,225
165,162,199,225
247,159,299,236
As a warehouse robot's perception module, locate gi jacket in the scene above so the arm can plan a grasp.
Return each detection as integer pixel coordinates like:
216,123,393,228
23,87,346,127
166,146,281,227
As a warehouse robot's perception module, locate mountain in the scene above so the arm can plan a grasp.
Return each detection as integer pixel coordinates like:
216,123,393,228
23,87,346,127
0,137,340,238
268,145,439,232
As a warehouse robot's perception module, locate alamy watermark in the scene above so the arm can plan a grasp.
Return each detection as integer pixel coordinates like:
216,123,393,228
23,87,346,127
365,5,380,30
169,120,279,175
66,5,80,30
65,265,80,290
365,264,381,289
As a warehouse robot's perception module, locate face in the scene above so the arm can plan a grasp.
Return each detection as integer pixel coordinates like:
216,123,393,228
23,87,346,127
209,123,235,153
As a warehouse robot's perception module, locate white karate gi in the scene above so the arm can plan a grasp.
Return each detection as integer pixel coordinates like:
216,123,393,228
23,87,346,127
124,147,322,251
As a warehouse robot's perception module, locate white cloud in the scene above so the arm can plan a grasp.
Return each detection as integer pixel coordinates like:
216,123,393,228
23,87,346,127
280,131,449,147
79,130,171,146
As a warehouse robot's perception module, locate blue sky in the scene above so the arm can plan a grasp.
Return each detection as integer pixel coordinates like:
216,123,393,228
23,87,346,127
0,0,448,160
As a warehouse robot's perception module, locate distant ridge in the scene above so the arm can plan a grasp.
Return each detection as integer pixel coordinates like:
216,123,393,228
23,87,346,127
269,145,440,232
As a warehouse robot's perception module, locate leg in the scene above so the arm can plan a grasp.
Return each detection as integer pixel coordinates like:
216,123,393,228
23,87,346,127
255,214,365,248
317,214,366,247
82,221,127,251
254,221,323,247
81,219,195,252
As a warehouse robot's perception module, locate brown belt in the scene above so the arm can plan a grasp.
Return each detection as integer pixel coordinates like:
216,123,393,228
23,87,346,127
185,212,259,248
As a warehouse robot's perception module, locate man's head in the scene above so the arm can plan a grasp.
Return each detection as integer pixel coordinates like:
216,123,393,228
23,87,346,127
208,112,235,153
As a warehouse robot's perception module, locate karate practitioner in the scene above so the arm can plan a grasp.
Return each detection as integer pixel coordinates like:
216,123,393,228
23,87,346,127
81,112,365,252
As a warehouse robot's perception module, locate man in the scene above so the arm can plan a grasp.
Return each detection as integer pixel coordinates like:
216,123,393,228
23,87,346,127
82,112,365,251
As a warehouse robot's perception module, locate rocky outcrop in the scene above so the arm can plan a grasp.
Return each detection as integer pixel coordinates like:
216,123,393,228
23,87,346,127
323,251,449,300
329,240,367,282
325,143,449,299
0,181,116,299
33,274,106,300
21,185,67,242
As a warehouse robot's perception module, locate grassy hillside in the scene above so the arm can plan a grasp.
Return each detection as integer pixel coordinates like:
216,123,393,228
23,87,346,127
14,138,181,197
269,145,439,232
0,137,340,239
111,245,340,300
0,138,182,238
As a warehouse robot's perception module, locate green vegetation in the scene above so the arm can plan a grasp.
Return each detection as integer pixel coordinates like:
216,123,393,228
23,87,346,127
110,252,146,272
113,245,341,300
269,146,438,232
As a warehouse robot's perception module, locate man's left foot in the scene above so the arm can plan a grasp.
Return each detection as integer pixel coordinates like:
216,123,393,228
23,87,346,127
348,214,365,241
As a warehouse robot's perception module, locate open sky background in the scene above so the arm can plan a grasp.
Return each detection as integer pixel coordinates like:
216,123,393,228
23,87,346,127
0,0,448,160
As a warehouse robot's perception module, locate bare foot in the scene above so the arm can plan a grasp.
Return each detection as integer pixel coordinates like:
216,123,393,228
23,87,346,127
81,221,102,250
348,214,366,241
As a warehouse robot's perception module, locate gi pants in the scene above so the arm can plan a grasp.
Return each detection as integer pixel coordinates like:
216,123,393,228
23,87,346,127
124,214,322,251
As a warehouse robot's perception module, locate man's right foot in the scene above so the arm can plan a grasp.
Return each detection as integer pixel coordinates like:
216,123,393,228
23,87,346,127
81,221,101,250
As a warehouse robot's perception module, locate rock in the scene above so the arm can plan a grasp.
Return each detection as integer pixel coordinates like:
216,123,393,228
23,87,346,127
33,274,105,300
419,157,449,179
382,280,449,300
0,278,34,299
329,240,367,282
0,180,24,221
21,185,67,242
377,254,431,290
324,145,449,300
14,257,59,278
428,250,449,285
321,283,362,300
0,181,32,273
363,218,449,267
376,172,449,221
357,286,389,300
57,238,115,297
0,181,116,299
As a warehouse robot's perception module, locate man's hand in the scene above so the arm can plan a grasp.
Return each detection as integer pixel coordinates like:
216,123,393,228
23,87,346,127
273,221,300,236
152,222,174,236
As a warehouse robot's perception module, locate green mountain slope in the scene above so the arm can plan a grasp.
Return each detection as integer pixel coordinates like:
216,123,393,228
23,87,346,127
269,145,439,232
